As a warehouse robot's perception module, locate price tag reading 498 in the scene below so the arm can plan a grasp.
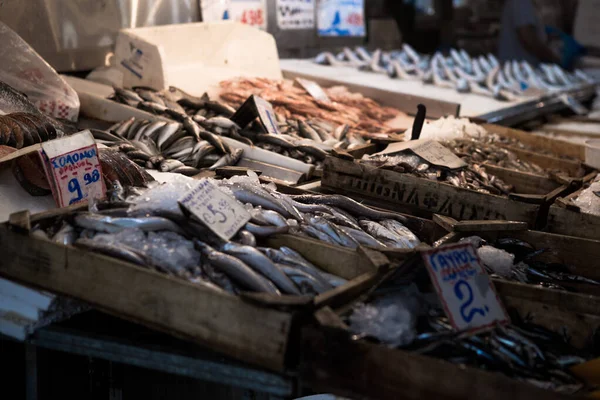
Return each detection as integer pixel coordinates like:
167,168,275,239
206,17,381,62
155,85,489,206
178,179,251,240
40,130,106,208
421,243,510,332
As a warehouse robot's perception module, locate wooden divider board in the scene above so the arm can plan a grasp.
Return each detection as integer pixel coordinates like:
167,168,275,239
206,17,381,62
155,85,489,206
322,157,551,227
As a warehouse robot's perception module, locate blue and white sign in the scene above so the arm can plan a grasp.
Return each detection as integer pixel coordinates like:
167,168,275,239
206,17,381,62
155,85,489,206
421,243,510,332
317,0,365,37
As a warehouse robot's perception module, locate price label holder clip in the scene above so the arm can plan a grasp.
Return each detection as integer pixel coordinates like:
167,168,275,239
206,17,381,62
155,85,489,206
38,130,106,208
230,95,281,135
421,243,510,332
178,178,251,240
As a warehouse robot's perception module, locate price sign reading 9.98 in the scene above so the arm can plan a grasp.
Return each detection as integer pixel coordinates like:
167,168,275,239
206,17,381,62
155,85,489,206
40,130,106,208
421,243,510,333
178,179,251,240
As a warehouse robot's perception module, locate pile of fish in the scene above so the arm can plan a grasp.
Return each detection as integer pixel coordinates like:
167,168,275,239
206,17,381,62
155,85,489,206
362,152,514,195
446,138,547,175
461,236,599,292
93,116,243,176
315,45,595,100
109,86,365,168
348,285,589,393
219,78,406,137
31,173,422,295
0,112,59,148
486,134,578,161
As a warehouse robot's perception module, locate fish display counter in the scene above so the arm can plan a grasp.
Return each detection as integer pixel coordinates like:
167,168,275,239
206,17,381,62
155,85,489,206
281,44,596,121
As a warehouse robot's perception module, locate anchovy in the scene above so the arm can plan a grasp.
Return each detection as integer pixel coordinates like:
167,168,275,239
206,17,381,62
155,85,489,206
222,242,300,294
156,122,182,149
182,116,202,142
199,129,231,154
195,241,280,294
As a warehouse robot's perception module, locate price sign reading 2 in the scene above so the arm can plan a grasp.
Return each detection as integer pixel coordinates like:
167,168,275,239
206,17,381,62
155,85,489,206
421,243,510,332
178,178,251,241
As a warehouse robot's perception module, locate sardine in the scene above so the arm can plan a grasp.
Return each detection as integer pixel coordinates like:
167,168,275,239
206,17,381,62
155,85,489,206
260,247,332,289
237,230,256,247
338,225,385,247
244,222,289,236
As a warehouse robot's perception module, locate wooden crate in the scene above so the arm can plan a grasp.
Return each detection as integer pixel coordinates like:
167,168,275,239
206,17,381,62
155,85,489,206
301,254,600,400
322,156,573,228
431,224,600,330
545,172,600,240
482,123,586,162
0,209,393,373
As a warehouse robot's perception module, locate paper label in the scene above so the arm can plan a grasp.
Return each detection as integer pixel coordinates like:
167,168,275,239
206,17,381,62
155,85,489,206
178,179,251,240
375,139,467,169
253,96,281,135
295,78,330,102
40,130,106,208
230,0,267,30
421,243,510,332
277,0,315,30
317,0,365,37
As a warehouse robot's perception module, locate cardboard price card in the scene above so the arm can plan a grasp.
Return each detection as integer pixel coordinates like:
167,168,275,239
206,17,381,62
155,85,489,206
230,95,281,135
40,130,106,208
277,0,316,30
374,139,467,170
178,179,251,240
230,0,267,30
294,78,331,102
421,243,510,332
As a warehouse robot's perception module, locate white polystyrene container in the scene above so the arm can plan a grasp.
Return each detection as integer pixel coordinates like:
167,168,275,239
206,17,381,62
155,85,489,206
114,21,282,95
585,139,600,169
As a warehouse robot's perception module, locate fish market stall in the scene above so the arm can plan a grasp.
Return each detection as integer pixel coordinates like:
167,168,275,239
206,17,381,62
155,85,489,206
300,248,600,400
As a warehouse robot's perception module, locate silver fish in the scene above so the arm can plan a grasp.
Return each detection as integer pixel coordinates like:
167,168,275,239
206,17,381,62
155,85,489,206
208,148,243,170
160,159,185,172
195,241,280,294
261,247,332,289
338,225,384,247
244,222,289,236
75,238,148,266
290,194,407,222
52,222,77,245
222,242,300,295
156,122,182,149
277,264,329,294
74,214,184,234
237,230,256,247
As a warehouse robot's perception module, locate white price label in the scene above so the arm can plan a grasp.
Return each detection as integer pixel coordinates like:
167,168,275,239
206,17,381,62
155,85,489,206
422,243,510,332
277,0,315,30
179,179,251,240
254,96,281,135
295,78,330,102
375,139,467,170
40,130,106,208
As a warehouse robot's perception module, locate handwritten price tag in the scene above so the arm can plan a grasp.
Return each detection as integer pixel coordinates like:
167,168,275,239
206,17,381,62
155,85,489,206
421,243,510,332
40,130,106,208
295,78,331,102
230,0,267,30
375,139,467,170
178,179,251,240
231,95,281,135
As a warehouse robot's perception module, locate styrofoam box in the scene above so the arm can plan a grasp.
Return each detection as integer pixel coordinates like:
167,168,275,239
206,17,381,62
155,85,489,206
114,21,282,95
